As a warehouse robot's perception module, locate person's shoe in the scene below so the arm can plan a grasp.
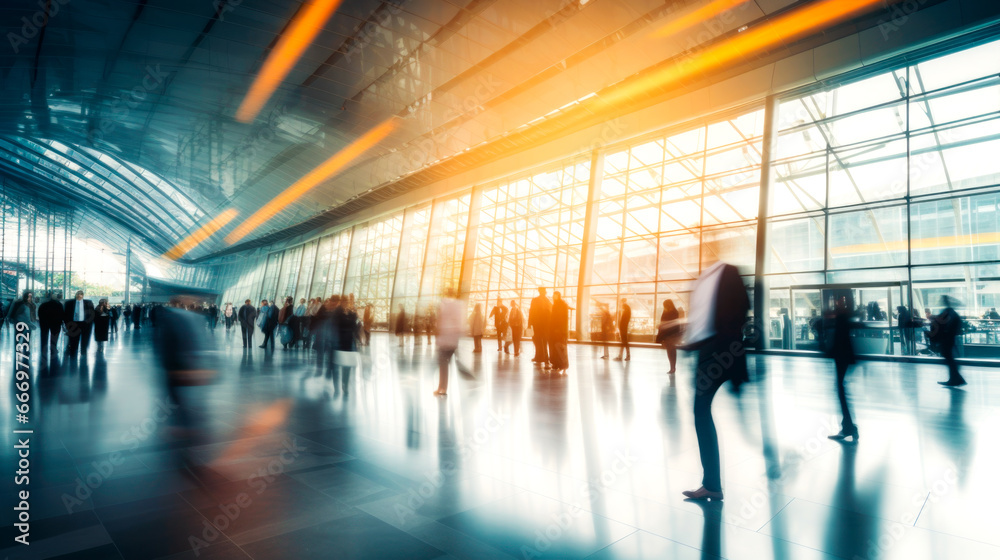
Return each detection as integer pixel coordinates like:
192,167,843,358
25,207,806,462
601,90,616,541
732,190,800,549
940,380,968,387
682,487,723,501
601,355,609,359
613,356,622,361
433,390,447,396
625,355,630,361
828,426,859,442
258,345,266,348
667,369,676,374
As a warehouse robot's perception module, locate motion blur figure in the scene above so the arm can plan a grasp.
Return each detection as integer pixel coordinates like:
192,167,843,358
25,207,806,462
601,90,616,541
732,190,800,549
828,297,859,442
598,302,613,359
657,299,680,374
156,295,216,475
548,291,570,373
529,287,551,366
38,291,63,354
682,259,749,502
435,288,469,396
506,300,523,356
934,295,967,387
470,303,484,353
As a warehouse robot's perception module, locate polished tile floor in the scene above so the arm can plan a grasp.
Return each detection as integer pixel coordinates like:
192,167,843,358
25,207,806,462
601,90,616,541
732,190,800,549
1,325,998,559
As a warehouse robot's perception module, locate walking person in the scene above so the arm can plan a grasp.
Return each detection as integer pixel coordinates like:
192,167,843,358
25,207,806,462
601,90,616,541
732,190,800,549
599,303,613,359
615,298,631,361
681,259,749,501
656,299,680,374
38,291,64,354
828,296,859,442
434,288,470,396
933,296,967,387
238,299,257,348
258,299,277,350
292,298,307,348
470,303,484,353
333,297,359,396
224,302,234,331
489,298,508,352
506,300,523,356
8,291,38,349
123,304,132,331
529,287,551,366
110,304,120,335
132,303,141,330
64,290,95,357
93,299,112,352
278,297,294,349
548,291,570,374
207,303,219,331
362,304,373,347
395,304,407,347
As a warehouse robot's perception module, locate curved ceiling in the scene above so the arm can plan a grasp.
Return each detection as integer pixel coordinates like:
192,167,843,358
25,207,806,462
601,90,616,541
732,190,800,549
2,0,942,262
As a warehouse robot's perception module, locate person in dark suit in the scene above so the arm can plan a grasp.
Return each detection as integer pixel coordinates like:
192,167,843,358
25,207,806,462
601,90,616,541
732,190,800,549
933,296,967,387
38,292,64,354
656,299,680,374
529,287,551,366
110,304,119,334
548,291,570,373
599,303,613,359
828,297,859,441
63,290,95,357
616,299,632,361
681,261,749,501
237,299,257,348
896,305,912,355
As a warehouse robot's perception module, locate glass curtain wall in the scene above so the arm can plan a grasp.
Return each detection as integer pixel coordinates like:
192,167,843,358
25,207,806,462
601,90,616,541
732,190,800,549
344,213,404,326
469,160,589,335
768,37,1000,357
588,109,764,341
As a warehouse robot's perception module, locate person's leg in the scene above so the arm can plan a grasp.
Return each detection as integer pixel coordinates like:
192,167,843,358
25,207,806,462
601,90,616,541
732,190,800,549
436,349,452,394
835,360,855,433
693,349,726,493
667,346,677,373
40,325,50,351
81,326,91,354
622,329,630,359
942,344,965,385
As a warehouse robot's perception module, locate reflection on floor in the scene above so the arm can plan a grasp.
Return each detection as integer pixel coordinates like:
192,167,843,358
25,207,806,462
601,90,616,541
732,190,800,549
1,327,998,560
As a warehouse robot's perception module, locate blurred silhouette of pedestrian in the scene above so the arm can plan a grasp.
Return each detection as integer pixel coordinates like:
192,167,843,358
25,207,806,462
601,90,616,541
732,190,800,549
506,300,523,356
470,303,484,352
681,259,749,501
934,296,967,387
435,288,470,396
529,287,551,366
549,291,570,373
598,303,613,359
656,299,680,374
615,298,631,361
828,297,859,442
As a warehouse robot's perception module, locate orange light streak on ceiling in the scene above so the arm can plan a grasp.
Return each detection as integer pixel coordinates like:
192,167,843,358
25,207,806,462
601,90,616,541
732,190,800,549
225,118,398,245
163,209,238,260
604,0,890,109
653,0,751,38
235,0,344,123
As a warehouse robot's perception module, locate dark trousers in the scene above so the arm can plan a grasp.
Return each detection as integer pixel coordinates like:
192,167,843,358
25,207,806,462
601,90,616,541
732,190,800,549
241,323,254,347
40,324,60,352
941,343,965,385
66,322,92,356
110,318,118,334
533,331,548,362
835,359,854,432
262,325,276,349
496,326,505,350
473,335,482,352
619,328,630,357
665,345,677,372
505,331,521,354
693,344,728,493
